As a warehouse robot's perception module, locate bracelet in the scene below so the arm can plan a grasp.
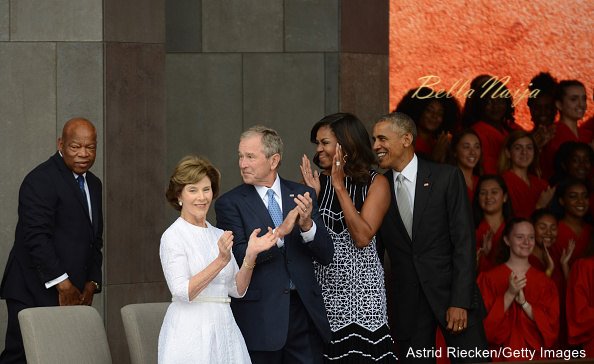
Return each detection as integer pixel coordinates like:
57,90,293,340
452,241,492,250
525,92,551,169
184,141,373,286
242,258,256,270
520,300,528,308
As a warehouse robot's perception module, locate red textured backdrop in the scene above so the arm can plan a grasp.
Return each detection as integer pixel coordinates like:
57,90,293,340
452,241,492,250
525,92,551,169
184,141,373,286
389,0,594,130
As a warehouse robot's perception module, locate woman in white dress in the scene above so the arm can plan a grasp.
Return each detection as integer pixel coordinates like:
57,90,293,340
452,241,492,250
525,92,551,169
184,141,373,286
158,155,279,364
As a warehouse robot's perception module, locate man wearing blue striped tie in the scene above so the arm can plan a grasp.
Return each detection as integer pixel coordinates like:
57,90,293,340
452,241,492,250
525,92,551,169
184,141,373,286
215,125,333,364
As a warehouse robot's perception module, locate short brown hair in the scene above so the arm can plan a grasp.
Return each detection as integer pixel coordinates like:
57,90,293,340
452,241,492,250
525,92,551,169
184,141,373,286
165,155,221,211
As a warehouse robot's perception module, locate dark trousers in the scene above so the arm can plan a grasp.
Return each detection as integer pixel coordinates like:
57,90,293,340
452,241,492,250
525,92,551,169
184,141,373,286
249,291,323,364
0,299,28,364
396,291,489,364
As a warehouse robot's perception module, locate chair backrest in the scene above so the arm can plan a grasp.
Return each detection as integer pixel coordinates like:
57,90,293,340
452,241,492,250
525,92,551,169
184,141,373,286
120,302,170,364
18,305,112,364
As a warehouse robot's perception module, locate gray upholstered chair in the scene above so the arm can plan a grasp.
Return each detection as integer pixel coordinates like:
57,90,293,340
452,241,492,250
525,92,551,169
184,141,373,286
120,302,170,364
18,305,112,364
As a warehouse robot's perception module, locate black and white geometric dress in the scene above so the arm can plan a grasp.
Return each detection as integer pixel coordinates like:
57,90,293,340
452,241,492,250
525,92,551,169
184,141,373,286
315,171,397,363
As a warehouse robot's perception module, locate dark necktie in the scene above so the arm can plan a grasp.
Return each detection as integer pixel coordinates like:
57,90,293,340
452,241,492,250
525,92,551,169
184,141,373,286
77,175,89,213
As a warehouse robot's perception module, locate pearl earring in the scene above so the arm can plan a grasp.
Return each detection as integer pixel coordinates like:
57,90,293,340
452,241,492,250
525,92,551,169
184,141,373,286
178,201,182,206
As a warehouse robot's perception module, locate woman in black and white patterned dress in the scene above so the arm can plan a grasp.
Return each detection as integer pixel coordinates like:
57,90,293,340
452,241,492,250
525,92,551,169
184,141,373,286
300,113,397,363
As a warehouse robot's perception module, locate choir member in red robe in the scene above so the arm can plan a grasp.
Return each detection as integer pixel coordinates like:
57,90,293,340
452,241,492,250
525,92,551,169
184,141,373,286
473,175,512,272
540,80,591,180
530,209,566,341
566,246,594,358
450,129,481,204
550,179,591,280
529,209,557,276
549,142,594,222
395,86,460,163
465,77,520,174
499,131,553,219
478,218,559,361
549,178,592,348
527,72,557,151
473,121,508,175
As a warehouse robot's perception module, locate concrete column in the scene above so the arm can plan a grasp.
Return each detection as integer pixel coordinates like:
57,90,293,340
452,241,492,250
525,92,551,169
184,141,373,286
0,1,168,363
166,0,389,188
103,1,168,363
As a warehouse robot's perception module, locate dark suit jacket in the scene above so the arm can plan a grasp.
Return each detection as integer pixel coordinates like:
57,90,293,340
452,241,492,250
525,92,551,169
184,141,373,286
0,152,103,306
377,158,485,340
215,177,333,351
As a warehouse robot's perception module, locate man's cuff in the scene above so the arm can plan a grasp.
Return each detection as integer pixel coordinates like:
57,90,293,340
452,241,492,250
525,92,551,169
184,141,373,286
300,222,317,242
45,273,69,289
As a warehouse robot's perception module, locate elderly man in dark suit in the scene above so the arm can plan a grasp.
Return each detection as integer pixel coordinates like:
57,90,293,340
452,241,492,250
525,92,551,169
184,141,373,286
0,118,103,363
373,112,488,363
215,125,333,364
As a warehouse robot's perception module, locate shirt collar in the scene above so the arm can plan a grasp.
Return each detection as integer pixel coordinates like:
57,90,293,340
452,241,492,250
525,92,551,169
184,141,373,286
255,175,281,201
394,154,418,183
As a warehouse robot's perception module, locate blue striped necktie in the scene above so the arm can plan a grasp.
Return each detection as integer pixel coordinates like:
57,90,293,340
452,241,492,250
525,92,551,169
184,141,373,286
266,189,283,227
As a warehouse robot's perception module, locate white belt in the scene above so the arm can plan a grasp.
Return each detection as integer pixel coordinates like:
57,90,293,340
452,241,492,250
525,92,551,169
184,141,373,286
193,296,231,304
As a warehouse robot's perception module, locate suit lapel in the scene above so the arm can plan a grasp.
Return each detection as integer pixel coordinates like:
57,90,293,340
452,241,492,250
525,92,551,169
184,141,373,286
242,185,276,229
412,159,431,239
280,178,296,220
87,175,101,232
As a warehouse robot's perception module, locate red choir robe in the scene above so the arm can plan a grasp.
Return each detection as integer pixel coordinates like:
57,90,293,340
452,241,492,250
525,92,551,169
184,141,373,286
528,254,546,272
546,222,592,349
550,222,592,270
476,220,505,273
472,121,508,175
478,265,559,361
540,122,593,180
566,257,594,358
501,171,548,219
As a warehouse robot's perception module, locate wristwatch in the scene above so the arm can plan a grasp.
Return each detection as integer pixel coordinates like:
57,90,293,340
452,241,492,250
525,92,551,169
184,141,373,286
90,280,101,293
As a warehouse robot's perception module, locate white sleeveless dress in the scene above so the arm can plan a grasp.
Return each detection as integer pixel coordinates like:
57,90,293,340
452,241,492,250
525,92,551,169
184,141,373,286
158,217,251,364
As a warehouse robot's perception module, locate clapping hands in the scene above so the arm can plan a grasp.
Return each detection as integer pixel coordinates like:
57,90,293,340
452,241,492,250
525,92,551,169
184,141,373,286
507,271,527,297
300,154,320,197
217,231,234,263
246,228,278,256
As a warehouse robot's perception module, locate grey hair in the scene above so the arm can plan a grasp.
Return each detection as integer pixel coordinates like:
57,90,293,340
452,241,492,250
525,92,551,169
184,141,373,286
240,125,284,159
376,112,417,142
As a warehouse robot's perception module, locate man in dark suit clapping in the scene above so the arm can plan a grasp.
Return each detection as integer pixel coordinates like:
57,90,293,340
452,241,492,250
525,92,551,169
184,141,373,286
0,118,103,364
373,112,488,363
215,125,333,364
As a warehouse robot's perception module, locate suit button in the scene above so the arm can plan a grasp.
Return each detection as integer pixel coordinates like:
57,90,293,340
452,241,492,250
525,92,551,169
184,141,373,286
283,289,289,294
